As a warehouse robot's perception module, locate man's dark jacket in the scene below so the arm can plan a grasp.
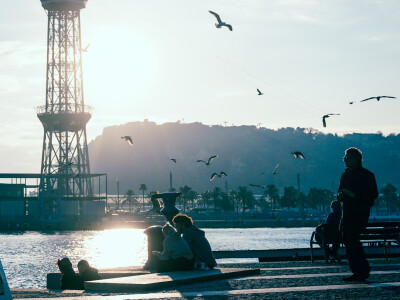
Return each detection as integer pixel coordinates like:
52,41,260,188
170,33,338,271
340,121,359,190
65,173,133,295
182,225,217,269
337,166,378,229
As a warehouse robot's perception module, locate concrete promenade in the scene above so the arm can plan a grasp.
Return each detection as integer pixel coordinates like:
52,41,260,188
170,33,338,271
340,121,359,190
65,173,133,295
10,257,400,299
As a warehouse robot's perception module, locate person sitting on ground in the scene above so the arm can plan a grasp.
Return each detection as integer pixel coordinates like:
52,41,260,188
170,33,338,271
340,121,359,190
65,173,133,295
77,260,102,282
315,200,342,262
152,222,194,272
57,257,84,290
172,214,217,269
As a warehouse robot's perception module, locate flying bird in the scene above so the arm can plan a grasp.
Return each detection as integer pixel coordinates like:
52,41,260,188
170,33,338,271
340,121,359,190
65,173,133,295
197,155,218,166
292,151,305,159
82,44,90,52
257,88,263,96
349,101,354,105
209,11,233,31
168,158,177,163
360,96,396,102
210,171,227,181
249,183,274,189
272,163,279,175
121,136,133,146
322,113,340,128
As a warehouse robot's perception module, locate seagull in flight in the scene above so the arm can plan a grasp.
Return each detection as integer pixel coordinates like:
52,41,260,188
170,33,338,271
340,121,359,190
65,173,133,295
360,96,396,102
197,155,218,166
209,11,233,31
257,89,263,96
292,151,305,159
210,171,227,181
82,44,90,52
272,163,279,175
349,101,354,105
249,183,274,189
322,113,340,128
168,158,177,163
121,136,133,146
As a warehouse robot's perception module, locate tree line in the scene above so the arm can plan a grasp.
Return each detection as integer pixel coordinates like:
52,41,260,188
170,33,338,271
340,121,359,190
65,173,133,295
110,182,400,217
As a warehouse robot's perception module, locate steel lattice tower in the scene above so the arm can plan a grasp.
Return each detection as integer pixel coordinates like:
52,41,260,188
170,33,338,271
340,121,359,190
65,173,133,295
37,0,92,218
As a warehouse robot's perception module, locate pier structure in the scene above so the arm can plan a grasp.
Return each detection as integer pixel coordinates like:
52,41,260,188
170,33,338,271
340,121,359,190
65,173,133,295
37,0,93,218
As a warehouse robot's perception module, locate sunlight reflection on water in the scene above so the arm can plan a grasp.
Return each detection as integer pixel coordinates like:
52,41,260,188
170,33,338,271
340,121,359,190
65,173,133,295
0,227,313,289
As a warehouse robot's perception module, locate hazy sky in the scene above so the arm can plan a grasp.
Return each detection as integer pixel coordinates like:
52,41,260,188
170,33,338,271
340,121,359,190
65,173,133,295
1,0,400,173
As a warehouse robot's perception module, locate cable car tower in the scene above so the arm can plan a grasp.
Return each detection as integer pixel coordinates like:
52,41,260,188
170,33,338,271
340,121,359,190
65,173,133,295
37,0,92,218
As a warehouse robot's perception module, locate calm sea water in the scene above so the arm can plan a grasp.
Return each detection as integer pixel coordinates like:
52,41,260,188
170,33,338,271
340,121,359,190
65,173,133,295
0,227,313,289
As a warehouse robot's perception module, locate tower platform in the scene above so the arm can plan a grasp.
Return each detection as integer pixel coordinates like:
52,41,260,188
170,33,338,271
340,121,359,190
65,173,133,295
41,0,87,10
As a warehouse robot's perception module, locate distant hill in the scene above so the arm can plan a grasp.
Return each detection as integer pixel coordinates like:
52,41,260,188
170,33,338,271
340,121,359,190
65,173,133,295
88,120,400,195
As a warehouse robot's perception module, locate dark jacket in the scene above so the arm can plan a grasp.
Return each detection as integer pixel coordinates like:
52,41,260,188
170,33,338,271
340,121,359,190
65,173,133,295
337,166,378,229
326,207,341,229
60,270,84,290
182,225,217,269
80,267,101,282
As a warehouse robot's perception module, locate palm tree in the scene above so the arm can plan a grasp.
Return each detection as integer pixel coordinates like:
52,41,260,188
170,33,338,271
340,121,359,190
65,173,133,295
237,186,254,214
139,184,147,211
212,187,222,213
179,185,193,212
264,184,279,212
201,190,212,208
187,190,198,209
229,189,239,214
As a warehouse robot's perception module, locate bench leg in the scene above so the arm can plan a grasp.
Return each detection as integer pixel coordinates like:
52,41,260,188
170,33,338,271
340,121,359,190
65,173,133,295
310,243,314,263
383,242,388,261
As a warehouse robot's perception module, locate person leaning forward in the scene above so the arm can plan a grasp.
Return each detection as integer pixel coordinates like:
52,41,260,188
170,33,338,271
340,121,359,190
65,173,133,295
337,147,378,282
173,214,217,269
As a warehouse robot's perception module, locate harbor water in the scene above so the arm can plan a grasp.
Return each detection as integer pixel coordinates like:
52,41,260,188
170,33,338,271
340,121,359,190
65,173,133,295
0,227,313,289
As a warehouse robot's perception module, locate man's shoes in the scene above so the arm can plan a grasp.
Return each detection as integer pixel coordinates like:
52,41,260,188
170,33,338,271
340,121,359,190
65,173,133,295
342,274,368,282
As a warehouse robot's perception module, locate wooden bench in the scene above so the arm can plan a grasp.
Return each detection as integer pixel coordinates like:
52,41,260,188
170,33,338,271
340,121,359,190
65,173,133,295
310,221,400,263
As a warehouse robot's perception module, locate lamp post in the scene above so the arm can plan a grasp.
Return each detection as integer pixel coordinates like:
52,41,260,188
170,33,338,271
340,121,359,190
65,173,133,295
116,178,120,211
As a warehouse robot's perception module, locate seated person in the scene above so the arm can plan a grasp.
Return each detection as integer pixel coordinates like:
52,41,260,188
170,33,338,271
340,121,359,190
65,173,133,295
315,200,342,262
77,260,101,281
57,257,84,290
152,222,194,272
172,214,217,269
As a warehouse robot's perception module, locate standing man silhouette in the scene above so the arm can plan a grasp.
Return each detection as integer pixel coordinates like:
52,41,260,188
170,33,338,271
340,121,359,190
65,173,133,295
337,147,378,281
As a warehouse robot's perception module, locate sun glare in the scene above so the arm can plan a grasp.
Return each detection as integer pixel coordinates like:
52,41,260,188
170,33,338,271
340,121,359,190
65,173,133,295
83,229,147,269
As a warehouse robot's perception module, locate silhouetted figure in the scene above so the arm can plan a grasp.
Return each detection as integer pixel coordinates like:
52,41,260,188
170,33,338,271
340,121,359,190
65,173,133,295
257,88,263,95
209,11,233,31
360,96,396,102
292,151,305,159
152,222,194,272
337,147,378,281
57,258,84,290
121,136,133,146
322,113,340,128
197,155,218,166
210,171,227,181
173,214,217,269
148,195,162,214
77,260,101,282
315,200,342,262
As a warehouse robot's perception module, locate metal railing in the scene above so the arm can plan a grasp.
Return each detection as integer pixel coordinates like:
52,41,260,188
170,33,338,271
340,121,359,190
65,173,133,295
36,103,93,115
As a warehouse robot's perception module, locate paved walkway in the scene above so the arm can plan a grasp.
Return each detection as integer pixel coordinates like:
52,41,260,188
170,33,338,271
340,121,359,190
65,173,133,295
11,258,400,299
